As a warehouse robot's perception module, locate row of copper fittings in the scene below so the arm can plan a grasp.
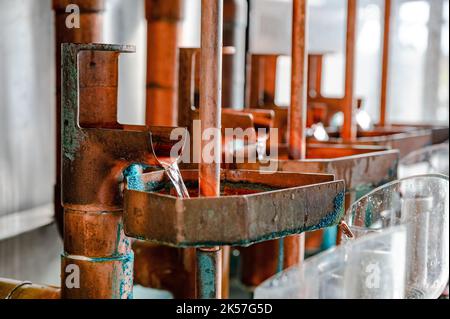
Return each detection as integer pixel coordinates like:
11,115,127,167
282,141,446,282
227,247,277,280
0,0,445,300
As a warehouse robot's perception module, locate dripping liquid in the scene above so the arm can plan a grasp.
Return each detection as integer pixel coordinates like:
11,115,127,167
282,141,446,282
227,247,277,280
158,158,190,199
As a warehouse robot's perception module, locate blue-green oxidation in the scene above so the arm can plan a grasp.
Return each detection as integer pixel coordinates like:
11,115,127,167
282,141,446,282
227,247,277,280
197,250,218,299
123,164,146,191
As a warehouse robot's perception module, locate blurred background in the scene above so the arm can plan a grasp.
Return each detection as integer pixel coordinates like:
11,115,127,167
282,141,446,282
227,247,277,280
0,0,448,288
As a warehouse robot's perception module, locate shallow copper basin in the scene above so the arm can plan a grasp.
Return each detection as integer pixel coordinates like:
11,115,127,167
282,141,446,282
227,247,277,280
123,169,345,247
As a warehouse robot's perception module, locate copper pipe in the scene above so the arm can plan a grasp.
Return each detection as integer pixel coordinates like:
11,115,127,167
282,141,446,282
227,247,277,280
199,0,223,199
308,54,324,98
247,55,279,108
342,0,358,141
197,0,223,299
287,0,308,269
145,0,184,126
60,43,187,299
379,0,391,127
53,0,105,236
223,0,247,108
0,278,60,299
288,0,308,160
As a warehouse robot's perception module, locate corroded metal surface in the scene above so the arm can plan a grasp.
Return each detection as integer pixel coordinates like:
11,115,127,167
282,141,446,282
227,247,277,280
61,43,187,299
0,278,60,299
198,0,224,299
53,0,105,236
123,170,345,247
61,43,186,209
61,253,133,299
197,247,222,299
289,0,308,160
237,147,399,197
236,146,399,286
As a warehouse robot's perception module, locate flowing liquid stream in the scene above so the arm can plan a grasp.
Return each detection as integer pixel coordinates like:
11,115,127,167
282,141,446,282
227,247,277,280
158,158,190,199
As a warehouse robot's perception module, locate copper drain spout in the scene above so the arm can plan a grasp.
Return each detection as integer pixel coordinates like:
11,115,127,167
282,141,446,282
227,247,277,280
53,0,105,236
60,43,187,299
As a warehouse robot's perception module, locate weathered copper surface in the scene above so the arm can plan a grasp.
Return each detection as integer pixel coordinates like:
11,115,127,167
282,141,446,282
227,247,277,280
289,0,308,160
60,43,187,299
146,0,184,126
61,254,133,299
197,0,224,299
0,278,60,299
123,169,345,246
61,44,186,209
236,145,399,286
53,0,105,236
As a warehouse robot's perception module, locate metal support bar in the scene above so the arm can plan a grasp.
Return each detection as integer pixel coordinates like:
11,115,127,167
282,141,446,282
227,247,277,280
342,0,358,141
198,0,224,299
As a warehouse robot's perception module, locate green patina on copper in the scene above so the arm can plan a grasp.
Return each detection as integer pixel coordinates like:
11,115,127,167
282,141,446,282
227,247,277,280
61,43,135,161
62,44,85,161
197,250,218,299
133,191,347,248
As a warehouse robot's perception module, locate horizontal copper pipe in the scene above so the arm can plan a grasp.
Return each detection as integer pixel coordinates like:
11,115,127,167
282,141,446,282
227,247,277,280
0,278,60,299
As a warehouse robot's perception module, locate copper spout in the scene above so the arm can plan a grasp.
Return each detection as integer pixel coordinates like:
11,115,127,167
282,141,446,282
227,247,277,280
53,0,105,236
60,43,187,299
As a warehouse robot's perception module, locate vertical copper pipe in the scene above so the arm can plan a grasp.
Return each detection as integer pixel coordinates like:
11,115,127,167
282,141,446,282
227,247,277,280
288,0,308,160
246,55,265,108
246,55,279,108
308,54,324,98
53,0,105,235
199,0,223,198
263,55,279,105
197,0,224,300
145,0,184,126
223,0,248,108
342,0,357,141
379,0,391,126
287,0,307,270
